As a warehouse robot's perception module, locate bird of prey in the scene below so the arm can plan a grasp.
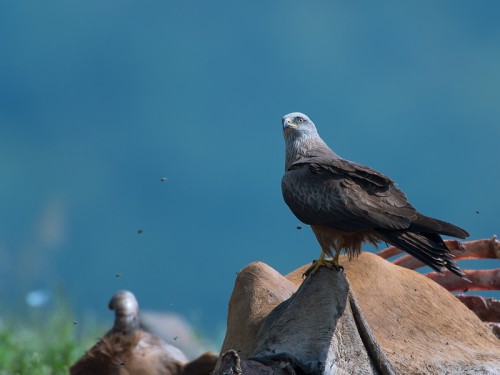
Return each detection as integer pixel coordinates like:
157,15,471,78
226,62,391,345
281,112,469,278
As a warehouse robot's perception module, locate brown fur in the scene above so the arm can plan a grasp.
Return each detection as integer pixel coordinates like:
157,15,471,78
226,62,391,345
182,352,219,375
70,289,218,375
70,290,189,375
70,332,142,374
287,253,500,374
70,330,190,375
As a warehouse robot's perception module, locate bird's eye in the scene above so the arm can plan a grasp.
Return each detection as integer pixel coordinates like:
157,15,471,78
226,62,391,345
297,117,304,123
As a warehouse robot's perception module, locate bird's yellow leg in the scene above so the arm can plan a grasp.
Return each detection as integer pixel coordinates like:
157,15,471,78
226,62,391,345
303,248,342,277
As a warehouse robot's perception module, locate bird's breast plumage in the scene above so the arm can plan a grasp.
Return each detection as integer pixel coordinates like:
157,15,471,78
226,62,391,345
282,165,361,229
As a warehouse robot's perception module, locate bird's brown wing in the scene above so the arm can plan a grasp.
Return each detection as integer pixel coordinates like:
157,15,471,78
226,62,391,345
282,157,418,231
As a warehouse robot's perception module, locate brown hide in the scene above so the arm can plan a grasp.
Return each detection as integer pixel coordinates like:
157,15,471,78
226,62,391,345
287,252,500,374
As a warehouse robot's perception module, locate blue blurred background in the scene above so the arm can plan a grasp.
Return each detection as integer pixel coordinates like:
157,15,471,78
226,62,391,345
1,1,499,342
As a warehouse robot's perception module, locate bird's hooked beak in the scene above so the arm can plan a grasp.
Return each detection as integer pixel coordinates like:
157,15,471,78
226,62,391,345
282,116,297,130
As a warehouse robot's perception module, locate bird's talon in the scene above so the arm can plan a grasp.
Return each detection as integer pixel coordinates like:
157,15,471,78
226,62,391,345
303,257,341,277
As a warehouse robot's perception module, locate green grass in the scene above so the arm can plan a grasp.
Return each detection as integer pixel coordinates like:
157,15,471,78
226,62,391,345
0,304,105,375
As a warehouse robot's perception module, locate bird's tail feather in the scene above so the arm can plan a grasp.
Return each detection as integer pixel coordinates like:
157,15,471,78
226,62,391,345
411,214,469,239
376,229,466,279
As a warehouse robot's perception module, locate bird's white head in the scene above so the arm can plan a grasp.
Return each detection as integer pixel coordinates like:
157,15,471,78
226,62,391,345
281,112,338,170
282,112,318,137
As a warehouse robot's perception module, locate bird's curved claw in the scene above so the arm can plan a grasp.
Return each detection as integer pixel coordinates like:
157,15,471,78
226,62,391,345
303,258,342,278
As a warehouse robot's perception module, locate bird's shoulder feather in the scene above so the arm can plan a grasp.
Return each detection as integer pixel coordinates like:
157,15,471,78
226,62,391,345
284,156,417,230
290,156,394,190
